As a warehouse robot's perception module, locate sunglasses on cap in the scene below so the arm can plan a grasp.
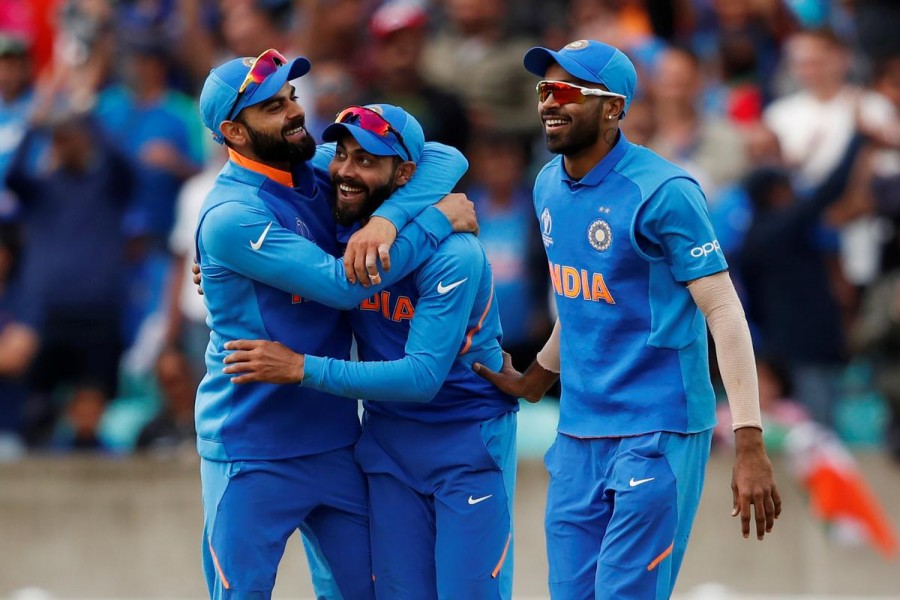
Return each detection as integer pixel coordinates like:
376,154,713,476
536,80,626,105
227,48,288,121
334,106,412,162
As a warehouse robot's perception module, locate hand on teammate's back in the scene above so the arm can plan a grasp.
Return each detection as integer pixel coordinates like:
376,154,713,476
435,193,478,235
474,351,558,403
192,262,203,295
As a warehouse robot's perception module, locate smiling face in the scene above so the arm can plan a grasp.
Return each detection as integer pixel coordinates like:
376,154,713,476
225,82,316,165
540,63,620,157
329,133,414,225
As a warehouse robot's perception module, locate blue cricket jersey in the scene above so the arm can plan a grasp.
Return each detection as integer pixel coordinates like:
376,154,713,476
195,143,467,460
303,233,518,423
534,132,726,437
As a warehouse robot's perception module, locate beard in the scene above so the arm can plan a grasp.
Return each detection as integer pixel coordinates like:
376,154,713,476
331,175,396,226
543,110,603,156
244,116,316,164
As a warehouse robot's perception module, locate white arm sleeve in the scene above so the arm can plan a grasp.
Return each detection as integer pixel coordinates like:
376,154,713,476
536,318,561,373
688,272,763,431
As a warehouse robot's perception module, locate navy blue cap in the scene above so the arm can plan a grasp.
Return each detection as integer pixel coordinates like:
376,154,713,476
199,52,311,144
322,104,424,163
524,40,637,114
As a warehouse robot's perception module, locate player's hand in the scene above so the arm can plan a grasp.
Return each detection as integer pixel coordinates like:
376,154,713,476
192,262,203,295
344,216,396,287
222,339,304,384
473,352,557,403
436,193,478,235
731,427,782,540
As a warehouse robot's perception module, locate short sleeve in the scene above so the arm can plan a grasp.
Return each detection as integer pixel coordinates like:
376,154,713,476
636,177,728,282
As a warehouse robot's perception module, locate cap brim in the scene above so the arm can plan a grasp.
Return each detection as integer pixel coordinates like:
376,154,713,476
234,56,311,115
523,47,601,84
322,123,400,157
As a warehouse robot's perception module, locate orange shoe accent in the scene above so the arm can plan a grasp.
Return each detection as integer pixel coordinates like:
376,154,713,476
208,539,231,590
460,286,494,356
491,533,512,579
647,542,673,571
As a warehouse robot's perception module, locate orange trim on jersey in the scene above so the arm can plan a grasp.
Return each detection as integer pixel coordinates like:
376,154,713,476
228,148,294,187
491,533,512,578
647,542,674,571
459,286,494,356
208,539,231,589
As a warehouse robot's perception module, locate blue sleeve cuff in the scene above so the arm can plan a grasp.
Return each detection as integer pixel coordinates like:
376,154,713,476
373,202,411,232
302,354,326,389
415,205,453,242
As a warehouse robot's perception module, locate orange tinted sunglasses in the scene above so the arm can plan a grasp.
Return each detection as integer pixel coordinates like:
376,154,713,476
536,80,625,105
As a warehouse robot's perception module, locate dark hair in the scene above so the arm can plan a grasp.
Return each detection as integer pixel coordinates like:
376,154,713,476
743,167,791,210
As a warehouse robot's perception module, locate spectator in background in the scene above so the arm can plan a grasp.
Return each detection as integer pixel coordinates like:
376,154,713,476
5,109,132,450
739,136,864,429
364,1,470,151
422,0,538,136
764,28,896,289
94,35,204,347
135,346,198,456
466,131,550,370
0,33,33,218
647,45,749,201
0,220,37,459
305,58,361,142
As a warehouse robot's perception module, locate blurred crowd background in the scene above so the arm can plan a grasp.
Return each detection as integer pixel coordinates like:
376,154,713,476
0,0,899,464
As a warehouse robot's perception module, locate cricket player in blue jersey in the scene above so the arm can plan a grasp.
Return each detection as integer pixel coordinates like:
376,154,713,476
222,105,519,600
474,40,782,599
195,51,475,600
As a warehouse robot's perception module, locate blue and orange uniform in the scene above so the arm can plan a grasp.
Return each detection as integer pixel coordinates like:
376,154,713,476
532,128,726,599
300,112,519,600
196,142,465,599
196,56,468,600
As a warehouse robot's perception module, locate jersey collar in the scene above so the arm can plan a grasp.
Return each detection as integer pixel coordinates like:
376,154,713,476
562,130,629,188
227,148,294,188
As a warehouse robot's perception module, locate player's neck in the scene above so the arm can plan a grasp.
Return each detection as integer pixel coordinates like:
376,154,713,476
563,128,619,180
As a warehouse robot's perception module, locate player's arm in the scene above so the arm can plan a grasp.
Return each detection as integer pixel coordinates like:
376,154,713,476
224,239,483,401
302,241,482,401
198,199,462,309
687,272,781,540
343,142,469,283
641,179,781,541
473,318,560,403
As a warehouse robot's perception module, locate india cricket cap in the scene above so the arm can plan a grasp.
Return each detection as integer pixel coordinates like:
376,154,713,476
523,39,637,114
322,104,425,163
199,53,311,144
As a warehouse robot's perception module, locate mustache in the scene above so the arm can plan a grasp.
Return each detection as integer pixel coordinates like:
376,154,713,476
282,116,306,135
332,175,364,189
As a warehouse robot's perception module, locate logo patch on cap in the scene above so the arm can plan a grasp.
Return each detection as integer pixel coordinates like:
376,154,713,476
564,40,589,51
588,219,612,252
242,57,255,67
368,105,384,115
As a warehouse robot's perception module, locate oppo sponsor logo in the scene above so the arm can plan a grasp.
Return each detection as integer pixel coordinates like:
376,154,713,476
690,240,721,258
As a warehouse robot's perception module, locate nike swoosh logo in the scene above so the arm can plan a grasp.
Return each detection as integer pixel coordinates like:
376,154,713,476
468,494,492,505
437,278,468,294
629,477,655,487
250,222,273,251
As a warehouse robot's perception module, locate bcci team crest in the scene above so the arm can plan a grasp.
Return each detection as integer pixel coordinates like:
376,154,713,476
541,208,553,247
242,57,255,67
564,40,589,51
588,219,612,252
